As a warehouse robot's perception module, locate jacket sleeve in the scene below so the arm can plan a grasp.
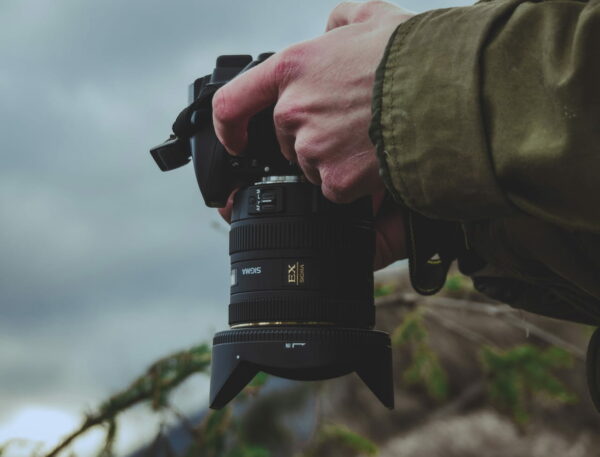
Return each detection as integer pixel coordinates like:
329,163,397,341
370,0,600,232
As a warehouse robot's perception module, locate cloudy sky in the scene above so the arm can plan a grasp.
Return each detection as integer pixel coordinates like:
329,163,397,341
0,0,471,453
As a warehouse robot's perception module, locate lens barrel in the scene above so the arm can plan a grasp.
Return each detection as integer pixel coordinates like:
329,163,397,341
209,178,394,409
229,180,375,328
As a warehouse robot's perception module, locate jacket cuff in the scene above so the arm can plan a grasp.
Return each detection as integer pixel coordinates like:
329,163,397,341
370,2,520,221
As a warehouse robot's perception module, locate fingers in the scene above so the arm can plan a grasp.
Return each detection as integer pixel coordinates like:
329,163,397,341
217,187,240,223
326,1,361,31
212,62,277,155
373,200,406,270
212,47,302,155
320,150,382,203
273,97,302,164
217,205,231,224
326,1,398,32
296,153,323,186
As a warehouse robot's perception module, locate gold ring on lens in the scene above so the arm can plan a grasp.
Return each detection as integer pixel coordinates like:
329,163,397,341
230,321,335,329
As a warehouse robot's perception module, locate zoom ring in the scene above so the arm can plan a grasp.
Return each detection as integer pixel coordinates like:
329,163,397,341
213,327,390,345
229,220,372,254
229,297,374,327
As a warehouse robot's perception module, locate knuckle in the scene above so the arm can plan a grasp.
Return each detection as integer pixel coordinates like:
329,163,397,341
294,138,319,166
328,1,354,21
273,102,304,133
274,44,307,84
296,153,322,186
302,169,322,186
335,1,354,9
276,138,296,162
354,0,387,22
322,172,356,204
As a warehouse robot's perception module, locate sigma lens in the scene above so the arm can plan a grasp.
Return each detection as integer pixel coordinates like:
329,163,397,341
229,176,375,328
210,177,394,409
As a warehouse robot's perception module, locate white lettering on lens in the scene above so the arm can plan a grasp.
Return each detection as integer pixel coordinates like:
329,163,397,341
241,266,262,275
285,342,306,349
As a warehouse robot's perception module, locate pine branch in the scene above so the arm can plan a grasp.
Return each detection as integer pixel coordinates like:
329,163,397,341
44,344,211,457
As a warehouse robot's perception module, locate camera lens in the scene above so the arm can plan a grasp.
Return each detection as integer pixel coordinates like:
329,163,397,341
209,177,393,410
228,178,375,328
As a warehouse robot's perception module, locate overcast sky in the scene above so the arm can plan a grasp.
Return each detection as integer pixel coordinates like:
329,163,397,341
0,0,472,452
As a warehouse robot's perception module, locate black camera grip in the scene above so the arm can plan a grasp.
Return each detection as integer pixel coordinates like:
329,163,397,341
191,114,235,208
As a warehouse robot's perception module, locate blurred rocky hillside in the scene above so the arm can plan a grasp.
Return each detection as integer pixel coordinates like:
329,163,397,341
314,267,600,457
14,267,600,457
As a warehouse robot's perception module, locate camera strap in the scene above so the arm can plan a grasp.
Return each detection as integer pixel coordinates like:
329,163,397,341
171,75,215,139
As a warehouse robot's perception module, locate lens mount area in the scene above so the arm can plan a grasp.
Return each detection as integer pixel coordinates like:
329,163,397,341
209,326,393,409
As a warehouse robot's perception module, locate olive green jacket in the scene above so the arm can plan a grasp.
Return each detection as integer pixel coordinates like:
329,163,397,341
370,0,600,325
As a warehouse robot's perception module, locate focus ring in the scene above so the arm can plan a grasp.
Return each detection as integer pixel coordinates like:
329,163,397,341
229,297,374,327
213,327,389,345
230,220,372,254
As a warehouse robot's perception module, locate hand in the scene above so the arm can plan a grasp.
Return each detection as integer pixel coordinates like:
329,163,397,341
215,1,412,269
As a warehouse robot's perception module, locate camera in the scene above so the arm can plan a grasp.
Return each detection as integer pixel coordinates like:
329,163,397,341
150,54,393,409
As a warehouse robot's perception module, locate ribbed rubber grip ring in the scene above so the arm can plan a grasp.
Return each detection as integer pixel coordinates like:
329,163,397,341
229,296,374,327
213,327,389,345
229,221,372,254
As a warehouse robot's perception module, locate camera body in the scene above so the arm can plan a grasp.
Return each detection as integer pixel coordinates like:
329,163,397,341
150,54,393,409
151,53,294,207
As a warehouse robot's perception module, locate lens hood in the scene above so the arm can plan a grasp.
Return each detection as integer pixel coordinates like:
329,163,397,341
210,326,393,409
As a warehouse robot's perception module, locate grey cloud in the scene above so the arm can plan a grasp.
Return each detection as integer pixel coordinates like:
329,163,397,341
0,0,473,427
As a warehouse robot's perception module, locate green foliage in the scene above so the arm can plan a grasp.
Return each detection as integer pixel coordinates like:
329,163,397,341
99,343,211,414
374,284,394,298
298,423,378,457
443,274,474,295
184,382,374,457
248,372,269,388
37,344,211,457
237,383,313,452
481,344,577,425
319,424,378,456
95,420,116,457
3,303,586,457
444,275,465,292
199,407,233,455
392,310,448,402
225,445,271,457
230,372,270,404
180,399,273,457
